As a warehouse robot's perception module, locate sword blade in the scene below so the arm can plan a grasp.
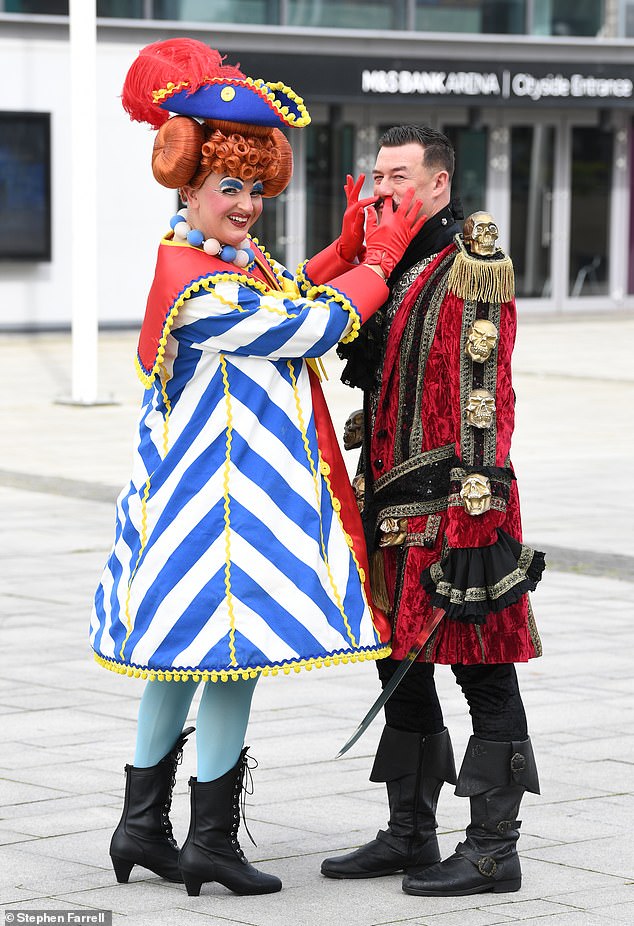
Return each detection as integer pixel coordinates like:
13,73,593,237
336,608,445,758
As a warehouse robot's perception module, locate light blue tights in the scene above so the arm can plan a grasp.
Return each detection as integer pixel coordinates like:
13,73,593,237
134,676,258,782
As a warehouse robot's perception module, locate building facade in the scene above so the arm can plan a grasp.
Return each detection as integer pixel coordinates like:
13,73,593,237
1,0,634,328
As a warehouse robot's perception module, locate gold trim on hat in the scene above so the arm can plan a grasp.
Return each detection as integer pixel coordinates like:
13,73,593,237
152,75,311,127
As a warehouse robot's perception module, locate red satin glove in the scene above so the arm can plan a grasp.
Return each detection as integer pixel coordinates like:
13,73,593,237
336,174,377,263
364,189,427,278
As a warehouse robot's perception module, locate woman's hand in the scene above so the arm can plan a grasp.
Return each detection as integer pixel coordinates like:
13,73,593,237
336,174,377,263
363,189,427,279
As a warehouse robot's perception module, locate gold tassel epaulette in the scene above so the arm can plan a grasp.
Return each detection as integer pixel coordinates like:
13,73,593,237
447,234,515,303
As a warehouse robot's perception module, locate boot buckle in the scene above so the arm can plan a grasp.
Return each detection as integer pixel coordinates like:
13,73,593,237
477,856,497,878
510,752,526,781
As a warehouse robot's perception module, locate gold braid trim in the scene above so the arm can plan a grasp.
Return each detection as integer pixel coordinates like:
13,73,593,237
447,236,515,303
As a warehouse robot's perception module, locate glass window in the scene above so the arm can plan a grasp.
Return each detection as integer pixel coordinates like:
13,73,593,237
510,125,555,297
443,125,488,221
305,122,355,258
415,0,525,33
546,0,603,36
153,0,277,22
415,0,603,35
288,0,406,29
0,112,51,261
569,126,612,297
97,1,144,15
4,1,68,11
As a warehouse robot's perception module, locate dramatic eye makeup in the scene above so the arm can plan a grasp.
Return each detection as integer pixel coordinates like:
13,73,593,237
218,178,244,194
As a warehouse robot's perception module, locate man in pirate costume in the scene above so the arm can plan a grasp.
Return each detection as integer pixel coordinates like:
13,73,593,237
321,126,545,896
91,42,427,897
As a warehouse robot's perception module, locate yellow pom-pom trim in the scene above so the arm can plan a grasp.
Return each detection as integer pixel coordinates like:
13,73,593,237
150,77,311,128
305,282,362,345
93,645,392,683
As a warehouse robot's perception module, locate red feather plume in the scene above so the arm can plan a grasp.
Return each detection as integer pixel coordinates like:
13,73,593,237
121,38,245,129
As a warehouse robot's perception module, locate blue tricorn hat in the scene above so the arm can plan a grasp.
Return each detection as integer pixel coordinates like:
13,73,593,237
155,77,310,129
122,39,311,131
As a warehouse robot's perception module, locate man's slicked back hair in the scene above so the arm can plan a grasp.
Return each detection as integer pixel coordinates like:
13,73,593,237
378,125,455,180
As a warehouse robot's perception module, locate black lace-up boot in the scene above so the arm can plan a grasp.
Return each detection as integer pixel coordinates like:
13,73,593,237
110,725,195,883
402,736,540,896
321,727,457,878
178,747,282,896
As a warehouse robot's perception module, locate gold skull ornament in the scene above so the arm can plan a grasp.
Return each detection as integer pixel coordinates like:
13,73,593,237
465,388,496,429
379,517,408,547
352,473,365,512
460,473,492,516
343,408,364,451
465,319,499,363
463,211,499,256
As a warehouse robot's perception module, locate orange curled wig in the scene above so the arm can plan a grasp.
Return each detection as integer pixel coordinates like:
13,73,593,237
151,116,292,197
124,39,303,198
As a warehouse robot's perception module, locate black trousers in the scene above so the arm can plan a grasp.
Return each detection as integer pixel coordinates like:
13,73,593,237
377,657,528,742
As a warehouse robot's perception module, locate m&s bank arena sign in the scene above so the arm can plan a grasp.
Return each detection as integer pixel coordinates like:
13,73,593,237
360,65,633,104
234,52,634,108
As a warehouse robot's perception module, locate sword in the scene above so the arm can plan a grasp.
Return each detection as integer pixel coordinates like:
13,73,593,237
336,607,446,758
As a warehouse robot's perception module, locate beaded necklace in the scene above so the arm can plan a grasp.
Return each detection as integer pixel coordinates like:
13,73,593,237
169,210,256,268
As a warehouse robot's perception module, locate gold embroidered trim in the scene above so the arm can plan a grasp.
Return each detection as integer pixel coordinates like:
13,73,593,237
373,443,454,494
459,300,501,467
431,543,538,604
422,514,442,547
403,513,442,549
527,595,543,657
396,261,453,463
378,498,449,521
447,493,507,514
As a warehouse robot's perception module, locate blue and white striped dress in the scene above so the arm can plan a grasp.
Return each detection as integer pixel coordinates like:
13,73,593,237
90,237,390,681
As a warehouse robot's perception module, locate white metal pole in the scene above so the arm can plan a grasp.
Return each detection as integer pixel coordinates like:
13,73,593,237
69,0,98,404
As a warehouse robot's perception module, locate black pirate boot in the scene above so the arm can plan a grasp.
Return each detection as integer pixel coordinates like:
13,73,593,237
110,726,195,883
402,736,540,896
321,726,457,878
178,747,282,896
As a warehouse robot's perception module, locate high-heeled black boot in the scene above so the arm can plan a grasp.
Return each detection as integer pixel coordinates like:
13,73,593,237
178,747,282,896
321,726,457,878
402,736,540,896
110,725,195,883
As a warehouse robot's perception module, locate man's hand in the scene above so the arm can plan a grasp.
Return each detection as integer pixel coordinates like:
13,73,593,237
364,189,427,279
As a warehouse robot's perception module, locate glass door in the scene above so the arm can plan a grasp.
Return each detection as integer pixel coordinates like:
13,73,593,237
569,126,613,297
510,125,555,298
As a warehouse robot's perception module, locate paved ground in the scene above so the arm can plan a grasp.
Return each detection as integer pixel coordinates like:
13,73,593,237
1,313,633,926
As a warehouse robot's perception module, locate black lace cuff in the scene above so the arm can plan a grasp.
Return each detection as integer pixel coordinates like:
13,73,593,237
420,529,546,624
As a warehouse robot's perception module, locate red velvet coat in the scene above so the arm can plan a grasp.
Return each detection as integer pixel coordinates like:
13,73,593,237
367,242,542,665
